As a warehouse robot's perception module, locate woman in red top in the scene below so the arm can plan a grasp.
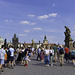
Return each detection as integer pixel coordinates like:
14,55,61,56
64,46,69,63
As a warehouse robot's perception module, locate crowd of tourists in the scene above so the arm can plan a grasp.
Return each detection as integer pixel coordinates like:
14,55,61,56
0,44,75,73
37,44,75,67
0,45,34,73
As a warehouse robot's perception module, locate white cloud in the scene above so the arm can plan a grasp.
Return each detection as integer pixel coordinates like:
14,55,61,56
20,21,36,25
20,21,30,24
50,19,55,22
33,28,42,30
24,30,30,33
38,13,58,19
5,19,12,23
30,22,36,25
19,34,26,36
38,15,49,19
49,13,57,17
28,14,35,17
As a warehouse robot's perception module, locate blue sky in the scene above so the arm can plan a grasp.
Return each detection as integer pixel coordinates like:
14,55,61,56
0,0,75,44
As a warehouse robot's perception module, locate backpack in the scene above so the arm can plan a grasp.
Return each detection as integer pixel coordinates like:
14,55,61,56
59,48,64,54
71,51,75,58
50,53,52,56
7,50,11,57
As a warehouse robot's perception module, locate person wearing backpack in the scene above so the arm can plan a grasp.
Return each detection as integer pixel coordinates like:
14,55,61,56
71,50,75,66
58,45,64,66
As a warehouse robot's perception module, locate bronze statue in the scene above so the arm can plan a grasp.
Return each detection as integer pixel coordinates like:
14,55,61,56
12,34,18,49
64,26,73,48
64,26,71,37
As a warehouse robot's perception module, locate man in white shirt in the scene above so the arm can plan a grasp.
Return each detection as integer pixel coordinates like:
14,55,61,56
9,46,15,69
0,45,6,72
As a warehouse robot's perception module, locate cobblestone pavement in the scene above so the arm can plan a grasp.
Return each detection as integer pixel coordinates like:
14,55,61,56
0,55,75,75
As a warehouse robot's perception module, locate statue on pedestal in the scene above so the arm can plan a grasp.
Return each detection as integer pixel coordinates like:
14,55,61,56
4,39,7,48
12,34,18,49
64,26,73,49
32,39,34,47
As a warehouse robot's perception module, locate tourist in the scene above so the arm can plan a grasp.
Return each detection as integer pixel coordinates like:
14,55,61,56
58,45,64,66
50,46,54,66
4,48,8,69
9,46,15,69
64,46,69,63
32,46,35,55
17,48,22,64
21,47,25,65
24,46,29,67
7,48,11,67
14,51,18,66
57,46,60,60
53,44,57,62
37,47,41,61
71,50,75,66
40,48,44,61
44,46,50,67
28,47,32,62
0,45,6,72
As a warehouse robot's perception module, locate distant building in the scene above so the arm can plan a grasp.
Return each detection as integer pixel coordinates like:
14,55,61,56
23,35,55,49
0,37,4,48
43,35,48,44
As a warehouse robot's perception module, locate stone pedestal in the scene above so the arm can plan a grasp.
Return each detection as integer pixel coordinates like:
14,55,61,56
69,40,73,50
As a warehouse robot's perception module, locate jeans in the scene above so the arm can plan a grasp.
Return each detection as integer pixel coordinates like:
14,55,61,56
44,55,50,64
50,56,54,64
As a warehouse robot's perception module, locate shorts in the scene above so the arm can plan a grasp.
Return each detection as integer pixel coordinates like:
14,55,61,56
71,55,75,59
0,59,4,64
21,57,24,60
10,56,14,61
7,57,11,62
29,53,31,57
25,56,29,61
59,54,64,60
5,60,8,64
